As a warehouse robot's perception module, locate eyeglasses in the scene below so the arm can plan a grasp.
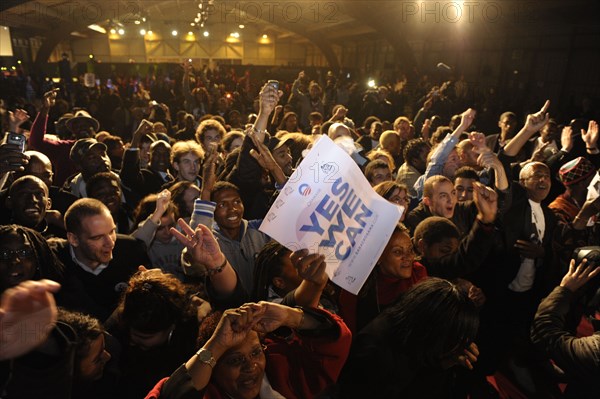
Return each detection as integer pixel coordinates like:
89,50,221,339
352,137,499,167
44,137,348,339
0,248,35,261
222,344,266,368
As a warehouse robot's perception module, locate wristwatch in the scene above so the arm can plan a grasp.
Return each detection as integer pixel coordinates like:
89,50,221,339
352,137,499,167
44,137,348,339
196,348,216,368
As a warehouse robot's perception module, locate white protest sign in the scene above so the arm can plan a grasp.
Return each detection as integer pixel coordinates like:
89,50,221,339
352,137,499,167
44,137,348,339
260,135,402,295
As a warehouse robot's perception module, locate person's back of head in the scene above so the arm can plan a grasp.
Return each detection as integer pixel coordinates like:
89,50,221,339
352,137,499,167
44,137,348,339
386,277,478,367
379,130,401,156
120,270,191,338
413,216,460,257
403,138,429,173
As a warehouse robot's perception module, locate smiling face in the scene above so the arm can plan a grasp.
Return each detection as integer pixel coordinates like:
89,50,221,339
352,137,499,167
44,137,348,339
68,211,116,270
8,177,50,228
214,331,266,399
378,231,415,279
424,180,457,219
520,163,551,203
0,231,38,292
213,188,244,239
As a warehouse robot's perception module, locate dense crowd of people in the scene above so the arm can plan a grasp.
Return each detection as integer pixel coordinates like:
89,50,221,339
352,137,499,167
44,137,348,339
1,61,600,399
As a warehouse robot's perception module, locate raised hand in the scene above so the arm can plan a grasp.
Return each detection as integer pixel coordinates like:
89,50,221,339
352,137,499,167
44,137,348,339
42,88,59,110
331,106,347,121
246,301,302,333
472,182,497,224
201,143,218,195
560,258,600,292
457,342,479,370
524,100,550,133
208,306,257,353
468,132,488,154
0,279,61,360
582,120,599,149
457,108,476,131
290,249,328,287
0,143,29,174
258,82,282,116
8,109,29,132
131,119,154,148
529,141,551,162
248,131,278,171
560,125,574,152
171,219,225,270
154,189,171,218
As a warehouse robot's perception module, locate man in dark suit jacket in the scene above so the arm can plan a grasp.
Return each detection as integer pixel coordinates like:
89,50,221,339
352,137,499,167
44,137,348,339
52,198,150,321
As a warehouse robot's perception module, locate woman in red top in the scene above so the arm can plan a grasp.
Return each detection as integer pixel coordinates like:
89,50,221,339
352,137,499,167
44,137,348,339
338,223,428,334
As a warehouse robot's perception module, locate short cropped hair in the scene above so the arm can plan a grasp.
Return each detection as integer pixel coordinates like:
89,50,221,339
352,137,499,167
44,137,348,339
210,181,240,202
413,216,460,247
423,175,452,199
65,198,110,235
454,166,480,182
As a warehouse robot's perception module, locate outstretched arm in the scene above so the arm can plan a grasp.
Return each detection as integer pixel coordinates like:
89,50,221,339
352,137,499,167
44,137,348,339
504,100,550,157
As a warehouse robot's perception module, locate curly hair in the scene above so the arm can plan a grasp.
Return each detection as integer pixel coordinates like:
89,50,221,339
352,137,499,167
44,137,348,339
120,270,195,333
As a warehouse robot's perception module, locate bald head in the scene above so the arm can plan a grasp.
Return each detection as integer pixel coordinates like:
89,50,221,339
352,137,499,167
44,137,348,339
15,151,54,188
328,123,351,140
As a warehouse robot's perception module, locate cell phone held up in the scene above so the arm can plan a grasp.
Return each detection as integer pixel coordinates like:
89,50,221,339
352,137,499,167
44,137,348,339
6,132,26,153
267,80,279,91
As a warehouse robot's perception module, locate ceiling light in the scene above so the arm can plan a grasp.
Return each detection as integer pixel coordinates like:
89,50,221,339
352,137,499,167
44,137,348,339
140,29,146,35
203,31,209,37
262,34,268,39
134,20,141,25
188,31,193,35
110,28,116,34
239,24,245,29
172,30,178,36
87,24,107,34
118,28,125,35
